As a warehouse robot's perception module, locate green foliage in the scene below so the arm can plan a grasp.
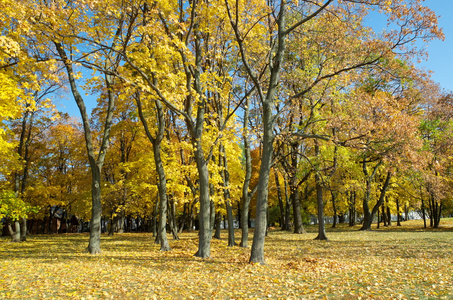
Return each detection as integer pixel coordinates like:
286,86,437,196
0,190,37,221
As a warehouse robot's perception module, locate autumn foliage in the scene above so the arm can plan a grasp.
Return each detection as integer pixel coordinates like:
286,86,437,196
1,0,453,280
1,222,453,299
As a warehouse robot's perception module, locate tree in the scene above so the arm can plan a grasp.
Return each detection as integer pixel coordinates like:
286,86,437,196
419,92,453,227
26,0,123,252
226,0,442,263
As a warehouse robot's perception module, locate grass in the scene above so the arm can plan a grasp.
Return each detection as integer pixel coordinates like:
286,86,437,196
1,219,452,299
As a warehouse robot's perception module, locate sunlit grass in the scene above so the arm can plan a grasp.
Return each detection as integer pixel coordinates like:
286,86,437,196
1,219,452,299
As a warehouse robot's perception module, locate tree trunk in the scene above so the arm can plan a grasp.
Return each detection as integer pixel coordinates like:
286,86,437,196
153,201,158,237
361,171,392,231
331,191,337,229
240,96,253,248
349,191,356,227
48,206,54,234
386,205,391,226
118,212,125,234
290,142,304,234
55,42,115,254
249,102,275,264
220,144,236,246
8,221,20,242
314,142,327,240
274,169,286,230
291,186,304,234
377,208,380,229
190,123,212,258
396,197,402,226
179,203,188,233
214,211,222,239
433,201,441,228
284,176,291,231
136,93,171,250
226,201,236,246
360,159,383,231
20,217,27,241
108,214,115,236
168,198,179,240
360,177,373,231
87,165,102,254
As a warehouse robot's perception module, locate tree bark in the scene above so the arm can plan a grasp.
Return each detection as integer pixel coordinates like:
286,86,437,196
291,185,304,234
348,191,356,227
274,169,286,230
20,217,27,241
8,221,20,242
249,102,274,264
214,211,222,239
169,198,179,240
331,191,338,229
314,141,328,240
360,159,382,231
361,171,392,231
219,144,236,246
386,205,391,226
284,176,291,231
396,197,402,226
55,42,115,254
135,93,171,250
240,96,253,248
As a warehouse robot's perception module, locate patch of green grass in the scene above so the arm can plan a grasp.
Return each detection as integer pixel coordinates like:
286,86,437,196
1,221,452,299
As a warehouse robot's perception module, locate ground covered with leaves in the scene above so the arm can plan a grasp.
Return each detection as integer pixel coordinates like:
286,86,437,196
1,219,452,299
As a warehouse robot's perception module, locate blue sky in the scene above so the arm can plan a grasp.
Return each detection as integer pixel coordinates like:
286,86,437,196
415,0,453,92
56,0,453,116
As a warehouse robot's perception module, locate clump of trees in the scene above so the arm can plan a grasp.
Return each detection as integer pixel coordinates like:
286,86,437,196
1,0,452,264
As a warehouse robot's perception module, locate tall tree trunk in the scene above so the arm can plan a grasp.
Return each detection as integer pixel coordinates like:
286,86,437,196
433,201,441,228
377,208,380,229
20,217,27,241
108,213,115,236
314,141,327,240
331,191,338,229
153,202,158,237
220,144,236,246
136,93,171,250
240,96,253,248
191,124,212,258
274,169,286,230
55,43,115,254
361,177,373,230
12,108,35,242
118,211,125,234
360,160,383,231
396,197,402,226
386,205,392,226
249,102,275,264
420,196,426,229
349,191,356,227
214,211,222,239
361,171,392,231
291,186,304,234
169,199,179,240
8,221,20,242
289,142,304,234
284,176,291,231
87,165,102,254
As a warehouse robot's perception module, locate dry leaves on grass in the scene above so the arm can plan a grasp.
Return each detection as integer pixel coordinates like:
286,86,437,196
1,221,453,299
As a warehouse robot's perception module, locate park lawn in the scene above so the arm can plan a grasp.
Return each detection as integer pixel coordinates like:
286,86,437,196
1,219,452,299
